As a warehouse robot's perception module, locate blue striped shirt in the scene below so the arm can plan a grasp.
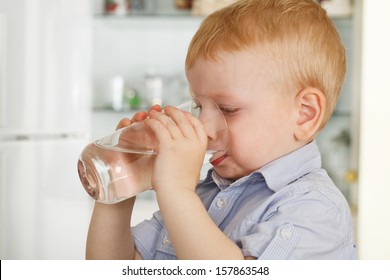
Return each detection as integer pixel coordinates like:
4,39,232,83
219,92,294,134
132,140,357,259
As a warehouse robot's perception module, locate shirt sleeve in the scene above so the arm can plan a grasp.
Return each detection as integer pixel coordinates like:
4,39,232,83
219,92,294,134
132,211,164,260
240,220,300,259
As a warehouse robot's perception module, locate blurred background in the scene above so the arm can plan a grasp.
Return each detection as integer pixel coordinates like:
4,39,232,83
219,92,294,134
0,0,389,259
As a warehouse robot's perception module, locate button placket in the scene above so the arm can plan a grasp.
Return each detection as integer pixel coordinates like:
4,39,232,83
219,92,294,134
162,236,171,246
207,194,229,226
216,197,227,209
207,183,246,227
280,226,293,240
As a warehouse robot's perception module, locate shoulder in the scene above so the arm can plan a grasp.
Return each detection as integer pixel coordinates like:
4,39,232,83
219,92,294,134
270,169,350,218
240,170,356,259
285,169,348,208
268,169,355,245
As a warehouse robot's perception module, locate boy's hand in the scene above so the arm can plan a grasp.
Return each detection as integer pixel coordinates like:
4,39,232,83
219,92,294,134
115,105,162,130
144,106,207,192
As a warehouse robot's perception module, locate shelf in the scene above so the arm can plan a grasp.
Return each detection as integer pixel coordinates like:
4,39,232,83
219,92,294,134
95,9,195,18
93,107,140,113
93,12,204,28
96,13,351,21
95,3,353,21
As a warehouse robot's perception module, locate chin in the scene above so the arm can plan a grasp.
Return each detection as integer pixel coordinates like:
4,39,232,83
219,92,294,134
213,166,248,181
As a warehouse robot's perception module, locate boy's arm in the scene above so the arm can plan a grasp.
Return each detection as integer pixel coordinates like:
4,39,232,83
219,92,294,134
145,108,249,259
86,198,143,260
156,188,246,259
86,109,162,260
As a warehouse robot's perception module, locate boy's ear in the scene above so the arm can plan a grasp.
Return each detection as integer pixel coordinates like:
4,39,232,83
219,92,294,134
294,87,326,141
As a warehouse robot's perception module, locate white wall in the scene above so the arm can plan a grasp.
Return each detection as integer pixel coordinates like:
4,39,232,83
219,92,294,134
358,0,390,259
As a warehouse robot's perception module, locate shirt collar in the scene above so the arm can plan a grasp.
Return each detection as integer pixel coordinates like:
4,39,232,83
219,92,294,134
258,140,322,192
207,140,322,192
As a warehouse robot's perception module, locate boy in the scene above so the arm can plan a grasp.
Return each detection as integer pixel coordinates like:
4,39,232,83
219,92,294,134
86,0,356,259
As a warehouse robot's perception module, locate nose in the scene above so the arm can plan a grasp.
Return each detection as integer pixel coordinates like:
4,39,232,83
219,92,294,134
193,96,229,152
197,105,229,154
198,105,223,141
198,111,217,140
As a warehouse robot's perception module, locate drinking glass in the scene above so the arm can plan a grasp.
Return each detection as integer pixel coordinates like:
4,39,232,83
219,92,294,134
77,96,229,204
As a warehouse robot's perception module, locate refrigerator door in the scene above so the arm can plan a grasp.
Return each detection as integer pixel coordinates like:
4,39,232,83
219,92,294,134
0,0,91,136
0,138,92,259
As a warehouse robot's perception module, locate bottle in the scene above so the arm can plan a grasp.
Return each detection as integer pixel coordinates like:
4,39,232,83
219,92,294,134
104,0,128,15
175,0,193,10
110,75,125,112
144,69,163,106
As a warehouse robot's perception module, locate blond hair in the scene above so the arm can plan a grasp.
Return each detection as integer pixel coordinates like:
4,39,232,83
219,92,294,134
185,0,346,129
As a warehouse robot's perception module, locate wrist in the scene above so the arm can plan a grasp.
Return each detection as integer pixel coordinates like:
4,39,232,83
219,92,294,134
155,186,198,210
93,196,136,216
154,182,197,195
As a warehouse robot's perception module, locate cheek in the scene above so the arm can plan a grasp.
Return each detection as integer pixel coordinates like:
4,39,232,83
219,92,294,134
228,126,265,167
227,116,283,170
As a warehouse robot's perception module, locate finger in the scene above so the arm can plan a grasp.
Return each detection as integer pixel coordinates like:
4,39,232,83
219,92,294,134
148,110,182,139
143,118,173,148
117,106,163,131
132,104,162,123
185,112,208,146
148,104,163,113
131,111,148,122
116,118,132,130
164,106,197,139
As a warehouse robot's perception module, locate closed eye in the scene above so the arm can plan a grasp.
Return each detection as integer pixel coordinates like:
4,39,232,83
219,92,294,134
219,106,239,116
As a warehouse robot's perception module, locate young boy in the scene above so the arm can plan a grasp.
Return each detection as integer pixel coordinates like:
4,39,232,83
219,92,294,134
86,0,356,259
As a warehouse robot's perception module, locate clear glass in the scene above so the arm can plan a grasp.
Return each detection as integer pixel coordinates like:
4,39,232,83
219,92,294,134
77,97,229,204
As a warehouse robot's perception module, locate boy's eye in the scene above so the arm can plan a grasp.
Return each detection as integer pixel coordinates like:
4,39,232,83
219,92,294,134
191,101,238,117
219,106,238,115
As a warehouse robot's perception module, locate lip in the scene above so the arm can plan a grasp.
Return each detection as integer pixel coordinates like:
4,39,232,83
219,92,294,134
210,155,227,166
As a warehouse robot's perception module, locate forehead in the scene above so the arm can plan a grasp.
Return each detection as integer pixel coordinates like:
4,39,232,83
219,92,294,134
186,49,277,99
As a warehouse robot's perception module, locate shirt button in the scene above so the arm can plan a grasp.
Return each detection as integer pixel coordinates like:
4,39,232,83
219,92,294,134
163,236,171,246
216,198,227,209
280,227,293,240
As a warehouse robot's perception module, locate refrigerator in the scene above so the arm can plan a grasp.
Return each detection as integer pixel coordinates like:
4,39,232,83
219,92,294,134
0,0,93,259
